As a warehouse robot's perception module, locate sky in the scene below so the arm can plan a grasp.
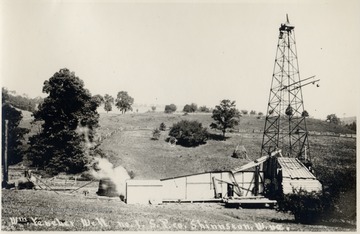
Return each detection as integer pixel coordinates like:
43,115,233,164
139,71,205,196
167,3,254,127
1,0,359,119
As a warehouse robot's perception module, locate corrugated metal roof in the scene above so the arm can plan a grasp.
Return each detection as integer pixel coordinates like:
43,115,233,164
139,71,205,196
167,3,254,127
277,157,316,179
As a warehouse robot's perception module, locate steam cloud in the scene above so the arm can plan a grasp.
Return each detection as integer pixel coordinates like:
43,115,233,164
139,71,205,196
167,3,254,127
77,125,130,196
90,157,130,196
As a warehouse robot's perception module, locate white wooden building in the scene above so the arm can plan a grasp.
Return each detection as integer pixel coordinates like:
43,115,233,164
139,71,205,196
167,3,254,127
124,150,322,204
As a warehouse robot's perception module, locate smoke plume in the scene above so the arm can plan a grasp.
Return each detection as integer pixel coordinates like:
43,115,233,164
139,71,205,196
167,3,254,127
90,157,130,196
77,125,130,196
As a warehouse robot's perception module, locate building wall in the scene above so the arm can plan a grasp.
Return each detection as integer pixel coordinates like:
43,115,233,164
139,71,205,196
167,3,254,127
161,170,265,201
126,180,163,204
233,171,265,197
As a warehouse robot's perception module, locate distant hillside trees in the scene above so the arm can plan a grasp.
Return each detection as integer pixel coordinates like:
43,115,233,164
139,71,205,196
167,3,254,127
169,120,208,147
241,110,248,115
104,94,114,113
2,87,43,112
210,100,240,140
258,112,264,116
164,104,177,113
151,106,156,112
199,106,210,113
326,114,340,125
250,110,256,115
302,110,309,118
27,68,100,175
183,103,197,113
115,91,134,114
2,89,30,166
345,121,356,132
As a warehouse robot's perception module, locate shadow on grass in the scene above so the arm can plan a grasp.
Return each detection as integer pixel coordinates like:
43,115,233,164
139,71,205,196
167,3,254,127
208,133,229,141
270,218,356,229
164,137,207,148
270,218,297,224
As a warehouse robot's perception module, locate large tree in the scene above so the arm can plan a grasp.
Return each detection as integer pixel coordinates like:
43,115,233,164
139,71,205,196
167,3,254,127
210,99,240,140
2,88,29,166
183,103,198,113
104,94,114,113
115,91,134,114
164,104,177,113
326,114,340,125
27,68,100,175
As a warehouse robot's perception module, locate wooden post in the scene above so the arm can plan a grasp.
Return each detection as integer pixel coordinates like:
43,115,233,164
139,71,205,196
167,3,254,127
212,177,218,198
3,120,9,187
254,165,259,196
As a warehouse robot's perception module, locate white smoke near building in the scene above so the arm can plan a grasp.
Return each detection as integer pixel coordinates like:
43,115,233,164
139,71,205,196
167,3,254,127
77,125,130,197
90,157,130,196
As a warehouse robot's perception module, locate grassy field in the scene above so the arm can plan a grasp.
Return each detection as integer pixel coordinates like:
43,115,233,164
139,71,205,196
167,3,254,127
2,111,357,231
1,190,356,231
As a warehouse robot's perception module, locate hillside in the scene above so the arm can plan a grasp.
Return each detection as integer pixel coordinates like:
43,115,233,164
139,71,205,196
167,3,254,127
19,111,356,180
94,112,356,180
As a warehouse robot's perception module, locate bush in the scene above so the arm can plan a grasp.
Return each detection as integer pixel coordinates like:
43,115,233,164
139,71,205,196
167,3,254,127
169,120,208,147
159,122,166,131
152,128,161,140
314,165,356,221
128,171,135,179
199,106,210,113
164,104,177,113
277,189,325,224
183,103,197,113
167,136,177,145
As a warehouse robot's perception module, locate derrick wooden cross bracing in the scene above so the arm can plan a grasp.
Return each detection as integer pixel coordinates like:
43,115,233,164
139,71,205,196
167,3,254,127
261,15,310,163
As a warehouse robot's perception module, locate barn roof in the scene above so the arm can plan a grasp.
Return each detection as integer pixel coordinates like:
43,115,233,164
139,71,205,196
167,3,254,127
277,157,316,179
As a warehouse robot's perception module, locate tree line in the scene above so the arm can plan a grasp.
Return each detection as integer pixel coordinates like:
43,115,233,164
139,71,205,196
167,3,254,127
1,88,43,113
